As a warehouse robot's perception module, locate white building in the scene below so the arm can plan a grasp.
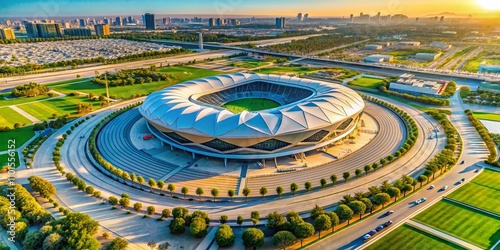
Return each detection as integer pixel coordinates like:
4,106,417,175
364,44,383,50
430,41,451,49
364,54,394,63
389,74,447,96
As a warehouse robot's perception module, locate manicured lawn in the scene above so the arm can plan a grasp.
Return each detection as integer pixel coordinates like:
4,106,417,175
473,112,500,122
51,66,222,98
0,125,35,151
228,59,270,68
447,169,500,214
17,96,101,120
386,48,440,60
0,94,50,107
365,224,466,250
348,77,385,89
45,78,90,87
0,151,21,169
0,107,32,128
222,98,280,114
413,200,500,249
252,66,319,75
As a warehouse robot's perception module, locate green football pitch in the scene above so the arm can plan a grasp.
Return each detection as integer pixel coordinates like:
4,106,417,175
222,98,280,114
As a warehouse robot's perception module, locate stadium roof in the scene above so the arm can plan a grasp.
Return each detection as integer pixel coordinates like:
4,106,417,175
140,73,365,138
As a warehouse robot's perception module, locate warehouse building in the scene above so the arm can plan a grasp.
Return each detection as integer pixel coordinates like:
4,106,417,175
389,74,447,97
430,41,451,49
364,44,383,50
364,54,394,63
415,53,442,61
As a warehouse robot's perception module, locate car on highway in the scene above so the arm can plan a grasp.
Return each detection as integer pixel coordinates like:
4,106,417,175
368,230,377,236
79,135,85,139
429,185,434,189
384,210,394,216
475,168,480,173
460,160,465,164
362,234,371,241
415,197,427,204
376,224,385,231
384,220,393,227
441,185,448,191
460,178,466,183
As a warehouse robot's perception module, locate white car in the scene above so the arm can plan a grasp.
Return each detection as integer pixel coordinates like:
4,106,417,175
415,199,422,204
442,185,448,190
362,234,371,240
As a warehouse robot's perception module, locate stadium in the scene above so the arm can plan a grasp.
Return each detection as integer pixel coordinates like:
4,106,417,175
139,73,365,164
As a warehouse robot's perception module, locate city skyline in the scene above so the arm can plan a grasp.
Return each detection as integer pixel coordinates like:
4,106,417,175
1,0,500,18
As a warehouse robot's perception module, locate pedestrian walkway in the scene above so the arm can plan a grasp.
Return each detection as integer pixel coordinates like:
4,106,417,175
9,105,40,123
406,220,482,250
195,226,218,250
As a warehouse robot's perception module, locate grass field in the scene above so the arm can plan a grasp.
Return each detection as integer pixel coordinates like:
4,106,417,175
0,126,35,151
222,98,281,114
348,77,385,89
387,48,441,60
0,152,21,169
365,224,466,250
45,78,90,87
228,59,270,68
447,169,500,214
252,66,319,75
413,200,500,249
0,107,32,128
50,66,222,98
0,94,50,107
473,112,500,122
17,96,101,120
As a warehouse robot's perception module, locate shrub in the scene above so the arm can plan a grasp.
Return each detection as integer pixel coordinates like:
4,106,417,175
215,224,235,247
169,218,186,234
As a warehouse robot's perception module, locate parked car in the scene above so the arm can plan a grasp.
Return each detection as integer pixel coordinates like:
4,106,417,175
376,224,385,231
385,210,394,216
368,230,377,236
362,234,371,240
384,220,393,227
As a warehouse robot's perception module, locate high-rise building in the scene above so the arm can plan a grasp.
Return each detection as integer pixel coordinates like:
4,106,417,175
64,28,91,37
0,28,16,40
145,13,155,30
162,18,170,25
304,14,309,21
215,18,224,26
24,21,39,38
199,33,203,50
276,17,286,29
297,13,303,21
63,21,71,28
440,16,445,22
115,17,122,26
94,24,110,36
208,18,216,27
359,12,370,23
349,14,354,23
36,23,62,38
79,18,86,27
229,19,240,26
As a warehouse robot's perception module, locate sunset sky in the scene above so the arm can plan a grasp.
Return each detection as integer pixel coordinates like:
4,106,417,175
1,0,499,18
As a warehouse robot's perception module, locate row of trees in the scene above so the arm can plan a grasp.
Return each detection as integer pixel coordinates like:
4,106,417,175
464,109,500,166
91,68,169,86
461,87,500,106
265,35,361,55
12,82,50,97
441,81,457,98
28,176,56,198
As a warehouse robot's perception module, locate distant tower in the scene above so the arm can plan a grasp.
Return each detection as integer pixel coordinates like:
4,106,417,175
440,16,445,22
349,14,354,23
199,32,203,50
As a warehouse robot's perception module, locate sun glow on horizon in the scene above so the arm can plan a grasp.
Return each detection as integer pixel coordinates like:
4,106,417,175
477,0,500,10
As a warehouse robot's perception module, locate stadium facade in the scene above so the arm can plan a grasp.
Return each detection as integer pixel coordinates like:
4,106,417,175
139,73,365,165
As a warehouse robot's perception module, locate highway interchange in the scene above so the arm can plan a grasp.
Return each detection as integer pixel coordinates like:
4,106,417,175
5,43,497,249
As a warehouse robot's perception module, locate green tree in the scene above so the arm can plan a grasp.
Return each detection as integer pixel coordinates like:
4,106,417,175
364,164,372,175
355,169,362,179
276,186,284,198
157,180,165,195
42,232,63,250
259,187,268,200
372,162,379,171
215,224,235,247
148,178,157,193
228,189,235,201
133,202,142,212
237,216,244,228
304,182,312,192
361,198,373,214
373,193,391,208
130,173,137,187
335,204,354,225
219,215,229,224
108,196,118,206
311,204,324,219
417,175,427,188
325,211,340,232
167,183,175,197
28,176,56,198
106,238,128,250
169,218,186,234
196,187,204,201
294,222,314,247
137,176,145,190
348,201,367,219
161,209,171,219
343,172,350,183
330,174,338,186
314,214,332,239
243,187,251,202
290,183,298,196
265,211,288,232
190,217,208,238
320,178,327,189
181,187,189,199
387,187,401,202
172,207,189,219
242,228,265,250
119,198,130,208
211,188,219,202
147,206,155,216
273,231,297,250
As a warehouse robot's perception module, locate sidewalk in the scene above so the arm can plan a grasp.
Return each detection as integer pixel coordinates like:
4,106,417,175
406,220,482,250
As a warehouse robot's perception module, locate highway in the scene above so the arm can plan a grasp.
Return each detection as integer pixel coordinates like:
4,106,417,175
309,90,489,250
0,49,241,91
